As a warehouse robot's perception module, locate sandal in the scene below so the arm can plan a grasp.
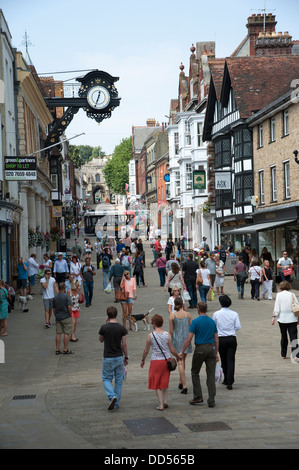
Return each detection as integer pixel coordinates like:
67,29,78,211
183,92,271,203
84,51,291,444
156,407,164,411
63,350,74,355
56,350,61,355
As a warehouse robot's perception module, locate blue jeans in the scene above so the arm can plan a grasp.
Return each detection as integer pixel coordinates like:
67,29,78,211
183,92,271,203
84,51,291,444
103,269,110,289
236,279,245,299
102,356,124,407
198,284,210,302
186,281,197,307
158,267,166,286
83,280,94,306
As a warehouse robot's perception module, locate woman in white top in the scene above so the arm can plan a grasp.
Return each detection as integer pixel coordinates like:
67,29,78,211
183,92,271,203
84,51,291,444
70,255,82,285
248,262,262,300
164,262,184,296
167,285,186,315
272,281,299,361
196,261,211,302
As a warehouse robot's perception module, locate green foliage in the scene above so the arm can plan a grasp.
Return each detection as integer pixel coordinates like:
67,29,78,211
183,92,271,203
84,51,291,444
69,145,105,168
103,138,132,195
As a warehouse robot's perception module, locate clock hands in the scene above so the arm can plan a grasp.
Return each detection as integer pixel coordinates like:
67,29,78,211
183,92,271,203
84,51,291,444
95,90,102,105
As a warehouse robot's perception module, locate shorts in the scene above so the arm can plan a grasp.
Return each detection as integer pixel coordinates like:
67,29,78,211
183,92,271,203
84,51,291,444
72,310,80,319
121,297,134,304
43,298,54,310
56,317,73,336
17,279,27,289
29,275,36,286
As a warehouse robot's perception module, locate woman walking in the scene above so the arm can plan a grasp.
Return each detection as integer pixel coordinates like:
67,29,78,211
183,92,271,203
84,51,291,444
249,262,262,300
164,263,184,296
272,281,299,361
167,286,185,315
0,280,9,336
156,252,167,287
70,255,82,286
67,280,81,342
169,298,192,394
234,256,248,299
120,271,137,330
141,314,180,410
196,261,211,302
262,259,273,300
133,250,146,287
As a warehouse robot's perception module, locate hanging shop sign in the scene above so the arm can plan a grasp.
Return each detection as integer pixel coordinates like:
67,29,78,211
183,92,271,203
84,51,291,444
4,156,37,181
215,171,231,190
193,170,206,190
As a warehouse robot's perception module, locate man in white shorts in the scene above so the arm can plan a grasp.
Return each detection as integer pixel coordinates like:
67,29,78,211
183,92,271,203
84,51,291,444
40,268,58,328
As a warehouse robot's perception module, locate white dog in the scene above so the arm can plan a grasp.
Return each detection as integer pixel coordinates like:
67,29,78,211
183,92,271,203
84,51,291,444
18,295,33,312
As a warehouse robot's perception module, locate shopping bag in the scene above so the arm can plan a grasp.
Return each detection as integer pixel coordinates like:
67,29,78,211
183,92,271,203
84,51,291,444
104,282,112,294
215,363,224,384
284,267,293,276
292,294,299,317
182,290,191,301
207,288,214,301
210,290,215,301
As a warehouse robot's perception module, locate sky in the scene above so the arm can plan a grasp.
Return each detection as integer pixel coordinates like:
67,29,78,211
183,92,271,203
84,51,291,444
2,0,299,155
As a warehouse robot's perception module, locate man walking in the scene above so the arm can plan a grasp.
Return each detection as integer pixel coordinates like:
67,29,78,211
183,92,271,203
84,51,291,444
151,236,162,267
182,253,198,308
99,306,128,410
53,282,74,355
179,302,219,408
213,295,241,390
53,253,69,284
40,268,58,328
100,247,113,290
80,257,96,307
71,239,82,261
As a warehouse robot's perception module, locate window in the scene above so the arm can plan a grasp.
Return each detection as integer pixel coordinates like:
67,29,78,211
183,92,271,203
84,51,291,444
197,122,203,147
270,117,275,142
258,124,263,148
235,173,253,205
284,161,290,198
51,174,58,190
259,170,264,204
185,121,191,146
234,127,252,159
186,163,192,190
175,171,180,197
215,189,233,210
271,166,277,201
174,133,179,155
96,174,101,182
214,137,231,168
283,109,289,136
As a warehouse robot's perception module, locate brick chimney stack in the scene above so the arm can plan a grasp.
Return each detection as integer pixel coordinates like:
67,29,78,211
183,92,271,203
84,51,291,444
246,13,277,56
146,118,156,127
255,31,293,56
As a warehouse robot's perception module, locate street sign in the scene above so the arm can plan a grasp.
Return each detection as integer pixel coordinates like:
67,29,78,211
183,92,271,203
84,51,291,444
4,156,37,180
215,172,231,190
193,170,206,190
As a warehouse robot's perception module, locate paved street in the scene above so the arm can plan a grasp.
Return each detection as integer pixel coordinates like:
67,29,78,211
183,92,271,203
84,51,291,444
1,239,299,450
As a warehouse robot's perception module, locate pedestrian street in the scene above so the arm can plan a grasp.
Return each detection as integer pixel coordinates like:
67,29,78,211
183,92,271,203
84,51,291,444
1,240,299,450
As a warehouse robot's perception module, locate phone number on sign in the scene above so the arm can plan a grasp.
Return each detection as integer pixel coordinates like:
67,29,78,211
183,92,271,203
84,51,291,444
5,171,37,179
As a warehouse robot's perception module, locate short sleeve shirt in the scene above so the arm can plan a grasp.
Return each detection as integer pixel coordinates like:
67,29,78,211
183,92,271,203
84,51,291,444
99,323,128,357
189,315,218,344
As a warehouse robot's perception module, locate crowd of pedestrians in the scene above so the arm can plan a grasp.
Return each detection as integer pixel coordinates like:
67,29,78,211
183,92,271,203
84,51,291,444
2,229,299,416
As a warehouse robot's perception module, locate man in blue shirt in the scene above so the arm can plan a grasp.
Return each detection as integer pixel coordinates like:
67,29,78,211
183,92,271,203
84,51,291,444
53,253,69,284
180,302,219,408
17,257,28,297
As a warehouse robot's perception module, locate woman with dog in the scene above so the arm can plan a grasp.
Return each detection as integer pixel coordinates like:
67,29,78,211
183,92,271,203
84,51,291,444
141,314,180,411
169,297,192,394
120,271,137,330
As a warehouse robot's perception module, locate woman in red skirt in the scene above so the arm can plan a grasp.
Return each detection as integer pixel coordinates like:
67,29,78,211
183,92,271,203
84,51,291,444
141,314,180,410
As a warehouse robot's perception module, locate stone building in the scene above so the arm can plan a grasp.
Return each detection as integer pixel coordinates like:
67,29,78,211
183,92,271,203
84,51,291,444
81,155,111,205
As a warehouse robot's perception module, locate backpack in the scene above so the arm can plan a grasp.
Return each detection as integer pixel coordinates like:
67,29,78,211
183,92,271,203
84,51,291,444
122,255,130,267
102,255,110,269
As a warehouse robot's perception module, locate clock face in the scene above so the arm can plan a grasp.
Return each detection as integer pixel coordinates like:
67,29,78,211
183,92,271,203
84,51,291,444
86,85,110,110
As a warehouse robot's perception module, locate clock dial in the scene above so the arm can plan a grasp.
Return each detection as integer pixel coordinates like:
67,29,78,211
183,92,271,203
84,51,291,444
86,85,111,110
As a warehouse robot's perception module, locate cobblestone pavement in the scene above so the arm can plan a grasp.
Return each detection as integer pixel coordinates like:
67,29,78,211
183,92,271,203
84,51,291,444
1,239,299,450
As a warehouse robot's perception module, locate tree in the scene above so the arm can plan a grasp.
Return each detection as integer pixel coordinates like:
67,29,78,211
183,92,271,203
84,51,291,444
69,145,105,168
103,138,132,195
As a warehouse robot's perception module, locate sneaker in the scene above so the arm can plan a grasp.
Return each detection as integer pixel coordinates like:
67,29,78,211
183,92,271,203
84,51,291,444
189,398,204,405
108,397,117,410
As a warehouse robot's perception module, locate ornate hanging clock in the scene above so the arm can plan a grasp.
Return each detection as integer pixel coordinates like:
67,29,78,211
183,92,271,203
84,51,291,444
44,70,121,146
77,70,121,123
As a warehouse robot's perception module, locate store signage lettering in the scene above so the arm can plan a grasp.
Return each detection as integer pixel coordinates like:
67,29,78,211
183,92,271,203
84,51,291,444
215,172,231,190
4,156,37,181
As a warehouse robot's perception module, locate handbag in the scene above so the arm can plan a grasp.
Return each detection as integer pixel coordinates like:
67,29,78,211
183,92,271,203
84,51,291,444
196,270,203,286
78,292,85,304
284,267,293,277
152,333,177,371
237,270,248,282
115,287,129,301
292,294,299,317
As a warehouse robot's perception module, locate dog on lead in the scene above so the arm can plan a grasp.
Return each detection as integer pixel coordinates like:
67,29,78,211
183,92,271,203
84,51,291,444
129,308,154,332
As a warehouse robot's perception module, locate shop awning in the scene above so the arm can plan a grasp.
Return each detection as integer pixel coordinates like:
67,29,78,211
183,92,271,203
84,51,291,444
223,219,297,235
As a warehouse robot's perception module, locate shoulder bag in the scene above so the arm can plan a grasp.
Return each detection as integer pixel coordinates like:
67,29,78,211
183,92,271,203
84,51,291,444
196,269,203,286
152,333,177,371
115,282,129,301
292,294,299,317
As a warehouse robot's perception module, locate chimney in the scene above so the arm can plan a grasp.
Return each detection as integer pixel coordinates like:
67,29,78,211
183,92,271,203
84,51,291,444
146,118,156,127
255,31,293,56
246,13,277,56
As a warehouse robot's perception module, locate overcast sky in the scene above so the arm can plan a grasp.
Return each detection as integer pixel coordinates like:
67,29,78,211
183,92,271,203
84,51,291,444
2,0,299,155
